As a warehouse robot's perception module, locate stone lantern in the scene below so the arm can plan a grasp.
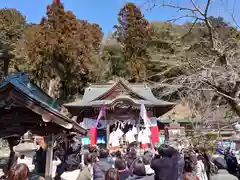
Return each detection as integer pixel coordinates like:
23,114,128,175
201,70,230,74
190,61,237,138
232,122,240,133
13,131,40,171
230,122,240,150
165,121,187,149
168,121,183,138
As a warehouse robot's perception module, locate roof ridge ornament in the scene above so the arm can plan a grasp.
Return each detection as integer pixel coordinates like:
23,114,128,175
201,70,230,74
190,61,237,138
108,77,129,85
60,105,72,118
53,0,60,4
119,78,129,85
144,83,148,89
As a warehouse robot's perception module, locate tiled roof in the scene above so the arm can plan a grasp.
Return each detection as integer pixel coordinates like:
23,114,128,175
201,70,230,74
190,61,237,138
0,73,86,134
159,104,198,121
1,72,59,109
64,80,175,107
158,119,195,123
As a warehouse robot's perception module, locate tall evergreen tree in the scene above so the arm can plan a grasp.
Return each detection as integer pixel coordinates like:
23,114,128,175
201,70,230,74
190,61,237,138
0,8,26,78
114,3,151,82
14,0,103,100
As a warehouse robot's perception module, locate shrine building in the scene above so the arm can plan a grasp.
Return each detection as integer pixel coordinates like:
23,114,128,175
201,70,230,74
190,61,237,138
64,79,175,147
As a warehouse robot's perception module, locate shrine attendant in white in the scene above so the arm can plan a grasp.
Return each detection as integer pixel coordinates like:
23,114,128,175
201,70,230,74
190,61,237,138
52,157,61,178
139,128,151,149
125,129,136,144
109,128,123,150
132,126,138,135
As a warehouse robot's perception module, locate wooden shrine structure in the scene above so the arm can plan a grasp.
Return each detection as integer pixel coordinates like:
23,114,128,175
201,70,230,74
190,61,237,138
64,79,175,146
0,73,87,179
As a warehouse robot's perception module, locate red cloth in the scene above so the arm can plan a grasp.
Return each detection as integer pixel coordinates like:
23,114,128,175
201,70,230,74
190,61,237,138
90,128,97,147
141,143,149,149
150,125,159,147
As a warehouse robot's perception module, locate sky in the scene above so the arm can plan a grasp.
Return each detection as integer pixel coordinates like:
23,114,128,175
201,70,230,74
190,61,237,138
0,0,239,36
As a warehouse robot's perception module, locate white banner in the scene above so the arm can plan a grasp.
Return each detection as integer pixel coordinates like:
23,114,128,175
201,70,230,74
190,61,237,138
83,117,157,129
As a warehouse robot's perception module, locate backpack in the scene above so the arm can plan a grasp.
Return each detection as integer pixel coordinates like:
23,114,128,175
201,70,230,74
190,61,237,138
64,152,82,171
225,154,238,174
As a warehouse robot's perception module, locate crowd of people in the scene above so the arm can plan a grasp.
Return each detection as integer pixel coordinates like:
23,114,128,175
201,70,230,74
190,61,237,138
2,143,240,180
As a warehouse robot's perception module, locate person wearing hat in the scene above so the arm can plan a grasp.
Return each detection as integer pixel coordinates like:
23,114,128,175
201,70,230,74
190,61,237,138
211,157,238,180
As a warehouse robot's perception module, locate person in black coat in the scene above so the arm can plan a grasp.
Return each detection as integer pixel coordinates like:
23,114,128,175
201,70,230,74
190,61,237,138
125,147,137,169
151,144,179,180
127,159,154,180
224,147,239,177
93,148,112,180
142,151,155,176
35,146,47,175
115,159,130,180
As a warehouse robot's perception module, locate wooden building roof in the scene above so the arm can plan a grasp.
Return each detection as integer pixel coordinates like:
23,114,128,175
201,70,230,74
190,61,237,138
158,104,199,123
0,73,86,137
64,79,175,108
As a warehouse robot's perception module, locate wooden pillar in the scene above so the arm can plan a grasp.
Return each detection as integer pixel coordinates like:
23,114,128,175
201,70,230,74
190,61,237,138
64,136,68,151
45,135,54,180
106,123,110,149
6,138,16,172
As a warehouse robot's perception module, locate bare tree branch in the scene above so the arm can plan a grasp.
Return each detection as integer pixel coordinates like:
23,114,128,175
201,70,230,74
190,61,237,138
204,0,211,15
181,18,199,40
230,14,240,29
148,68,173,79
159,0,216,48
166,15,203,23
145,0,240,121
228,2,240,29
190,0,205,16
152,80,239,103
219,0,240,29
162,3,198,14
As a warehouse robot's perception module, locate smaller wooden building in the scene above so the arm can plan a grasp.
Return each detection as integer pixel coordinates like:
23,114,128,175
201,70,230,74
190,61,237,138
158,104,198,134
0,73,87,179
0,73,86,137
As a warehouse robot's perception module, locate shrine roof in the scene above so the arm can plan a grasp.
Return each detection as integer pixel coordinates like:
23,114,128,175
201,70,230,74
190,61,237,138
1,73,59,109
0,73,86,135
158,104,199,123
64,79,175,107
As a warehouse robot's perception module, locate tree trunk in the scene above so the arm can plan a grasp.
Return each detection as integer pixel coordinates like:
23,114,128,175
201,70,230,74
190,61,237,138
3,58,9,77
48,77,61,99
0,60,3,83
